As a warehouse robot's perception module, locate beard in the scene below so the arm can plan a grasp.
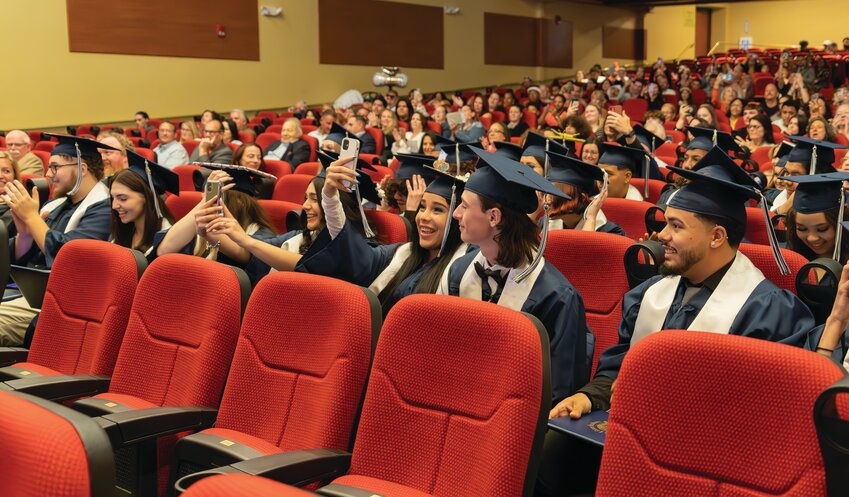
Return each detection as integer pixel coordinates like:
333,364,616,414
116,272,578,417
659,244,703,276
52,170,78,198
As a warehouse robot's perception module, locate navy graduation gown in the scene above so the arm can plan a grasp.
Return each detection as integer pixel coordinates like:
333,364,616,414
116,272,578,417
594,274,816,383
13,199,111,268
242,230,304,284
596,221,627,237
444,250,594,404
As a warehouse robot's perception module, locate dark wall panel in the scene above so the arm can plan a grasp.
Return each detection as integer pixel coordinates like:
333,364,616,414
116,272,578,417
484,13,573,68
67,0,259,60
602,26,646,60
318,0,443,69
541,19,573,68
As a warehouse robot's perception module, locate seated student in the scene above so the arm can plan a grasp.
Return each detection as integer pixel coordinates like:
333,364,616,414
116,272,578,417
539,148,815,496
0,134,114,345
783,174,849,269
519,131,572,177
0,151,19,235
297,157,469,314
206,150,377,283
545,151,626,236
154,163,276,279
263,117,310,167
108,150,179,259
771,136,845,214
438,147,593,404
657,126,744,206
598,142,663,201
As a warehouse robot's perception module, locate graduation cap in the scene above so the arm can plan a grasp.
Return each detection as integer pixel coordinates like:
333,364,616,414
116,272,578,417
125,150,179,218
192,162,277,196
686,126,744,154
785,136,847,174
632,124,666,153
43,133,118,196
774,141,795,169
522,132,571,160
545,151,605,196
782,173,849,261
467,146,569,282
599,143,663,198
394,154,440,183
667,147,789,274
324,122,351,145
423,166,467,257
316,151,381,205
492,141,523,161
434,136,477,175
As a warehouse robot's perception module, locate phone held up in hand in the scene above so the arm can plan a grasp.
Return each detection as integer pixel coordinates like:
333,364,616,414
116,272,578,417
204,179,223,205
339,137,360,189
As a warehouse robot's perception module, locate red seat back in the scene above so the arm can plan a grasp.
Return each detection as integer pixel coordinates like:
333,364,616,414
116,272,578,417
172,165,202,192
273,174,314,204
257,200,302,233
346,295,549,496
301,134,318,162
0,390,116,497
262,159,292,178
597,331,841,497
34,141,56,153
181,475,313,497
237,131,254,144
106,254,246,408
744,207,773,245
622,98,648,120
364,165,393,183
215,273,379,452
255,133,281,152
265,124,282,134
602,198,654,240
32,150,51,172
545,230,632,375
182,140,200,157
628,178,668,205
135,147,155,161
365,128,384,155
164,191,202,222
738,243,807,294
27,240,145,377
365,210,409,244
293,162,322,176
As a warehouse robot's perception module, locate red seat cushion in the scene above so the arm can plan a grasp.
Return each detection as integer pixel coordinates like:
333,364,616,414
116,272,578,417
181,474,315,497
331,475,435,497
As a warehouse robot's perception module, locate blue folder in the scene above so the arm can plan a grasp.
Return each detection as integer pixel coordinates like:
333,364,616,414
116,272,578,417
547,410,609,447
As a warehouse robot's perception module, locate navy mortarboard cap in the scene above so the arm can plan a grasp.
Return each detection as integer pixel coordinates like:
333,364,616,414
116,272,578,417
687,126,743,154
545,151,604,196
632,124,665,153
774,141,795,168
599,142,663,197
467,146,569,282
492,141,523,161
125,150,179,219
324,122,350,145
522,132,570,159
394,154,440,183
784,173,849,261
668,147,790,273
786,136,846,174
44,133,118,196
316,150,375,173
424,166,467,257
193,162,277,196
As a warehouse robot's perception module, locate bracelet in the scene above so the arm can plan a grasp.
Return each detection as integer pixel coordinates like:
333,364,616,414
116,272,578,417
207,240,221,251
816,346,834,353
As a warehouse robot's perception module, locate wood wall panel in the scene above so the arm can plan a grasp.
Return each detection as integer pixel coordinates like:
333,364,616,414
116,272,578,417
318,0,443,69
484,13,573,68
602,26,646,60
541,19,573,68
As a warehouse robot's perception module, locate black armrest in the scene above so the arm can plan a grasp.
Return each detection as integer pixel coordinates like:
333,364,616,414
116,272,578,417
0,347,29,368
174,448,350,494
95,406,218,449
317,484,388,497
2,374,110,402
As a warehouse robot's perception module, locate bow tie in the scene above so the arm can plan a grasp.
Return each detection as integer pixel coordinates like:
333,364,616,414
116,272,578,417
474,262,508,303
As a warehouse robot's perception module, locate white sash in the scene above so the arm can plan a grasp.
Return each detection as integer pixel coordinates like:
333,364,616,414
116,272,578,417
770,189,788,213
267,232,306,274
458,250,545,311
631,252,765,345
40,182,109,233
625,184,644,201
369,242,468,295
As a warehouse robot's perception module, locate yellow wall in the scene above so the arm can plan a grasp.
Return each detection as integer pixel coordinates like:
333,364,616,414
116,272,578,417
644,5,697,61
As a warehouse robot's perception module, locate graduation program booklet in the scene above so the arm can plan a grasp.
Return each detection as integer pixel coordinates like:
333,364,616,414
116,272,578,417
547,410,609,447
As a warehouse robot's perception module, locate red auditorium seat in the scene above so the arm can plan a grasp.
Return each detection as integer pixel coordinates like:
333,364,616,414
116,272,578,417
76,124,97,136
172,272,380,491
273,174,314,204
195,295,550,496
427,121,442,134
238,131,255,143
69,254,250,497
294,162,322,176
226,142,239,152
182,474,313,497
0,390,116,497
32,150,51,172
147,129,159,143
744,206,775,245
365,209,410,244
34,141,56,153
522,109,537,128
165,191,202,222
302,124,317,135
359,153,383,166
602,198,655,240
256,133,281,152
691,88,707,105
365,127,384,155
545,230,634,375
479,115,492,130
265,124,282,134
172,165,203,192
491,110,506,123
301,134,318,162
128,137,144,147
751,146,772,168
628,178,668,205
256,111,277,120
622,98,648,119
738,243,808,294
0,240,146,401
28,130,43,143
257,200,303,233
364,164,393,183
596,331,842,497
183,140,201,157
262,159,292,178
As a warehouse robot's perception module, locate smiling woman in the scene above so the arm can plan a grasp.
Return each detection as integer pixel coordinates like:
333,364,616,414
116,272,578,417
0,151,19,234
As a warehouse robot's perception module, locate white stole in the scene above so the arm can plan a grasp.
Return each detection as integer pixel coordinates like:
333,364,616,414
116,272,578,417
369,242,468,295
457,250,545,311
770,189,789,213
267,232,306,274
625,184,644,201
631,252,765,346
40,182,109,233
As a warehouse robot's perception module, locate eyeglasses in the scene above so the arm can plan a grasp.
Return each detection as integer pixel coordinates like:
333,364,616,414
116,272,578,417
5,143,26,147
203,129,222,135
47,162,77,175
747,124,763,130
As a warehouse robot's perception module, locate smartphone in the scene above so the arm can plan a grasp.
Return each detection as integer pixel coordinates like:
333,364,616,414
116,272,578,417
609,105,623,115
204,179,222,205
724,73,733,82
339,137,360,189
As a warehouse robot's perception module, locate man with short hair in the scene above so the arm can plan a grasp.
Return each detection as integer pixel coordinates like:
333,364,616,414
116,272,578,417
153,121,189,169
96,132,130,178
308,109,336,146
371,96,386,117
4,130,43,176
264,118,310,167
229,109,255,137
191,119,234,164
385,90,398,111
774,100,799,132
134,111,154,133
345,115,376,154
0,135,114,345
762,83,781,118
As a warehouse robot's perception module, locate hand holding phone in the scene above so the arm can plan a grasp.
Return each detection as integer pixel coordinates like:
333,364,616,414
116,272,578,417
204,179,223,205
609,105,623,115
338,137,360,189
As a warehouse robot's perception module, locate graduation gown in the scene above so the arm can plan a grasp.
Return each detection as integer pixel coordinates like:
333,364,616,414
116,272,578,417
12,190,111,269
295,221,468,312
439,249,594,404
242,230,306,284
581,252,815,410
